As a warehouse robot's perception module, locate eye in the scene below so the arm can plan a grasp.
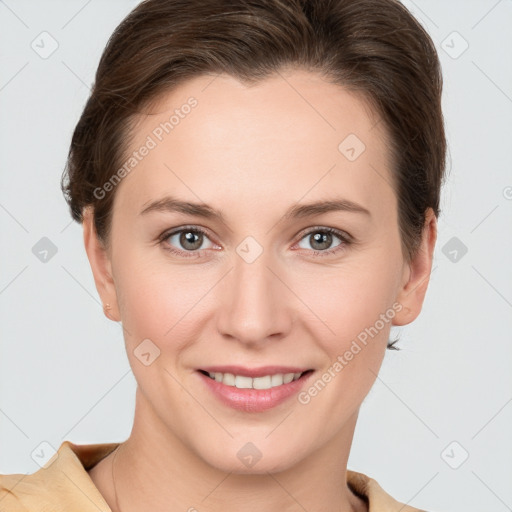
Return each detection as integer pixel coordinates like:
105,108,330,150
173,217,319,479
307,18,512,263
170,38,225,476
295,227,351,256
158,225,352,259
160,226,218,258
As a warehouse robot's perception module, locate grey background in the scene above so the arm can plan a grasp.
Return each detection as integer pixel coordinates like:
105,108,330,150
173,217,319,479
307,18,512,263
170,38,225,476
1,1,511,511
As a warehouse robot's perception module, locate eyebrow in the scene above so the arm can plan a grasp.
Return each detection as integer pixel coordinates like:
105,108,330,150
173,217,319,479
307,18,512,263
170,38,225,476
140,196,371,223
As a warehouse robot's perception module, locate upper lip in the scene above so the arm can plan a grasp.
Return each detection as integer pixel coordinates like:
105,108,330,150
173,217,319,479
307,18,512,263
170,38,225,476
198,365,312,378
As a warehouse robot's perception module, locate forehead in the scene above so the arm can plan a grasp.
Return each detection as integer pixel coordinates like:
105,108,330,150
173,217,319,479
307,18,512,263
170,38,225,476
113,70,396,226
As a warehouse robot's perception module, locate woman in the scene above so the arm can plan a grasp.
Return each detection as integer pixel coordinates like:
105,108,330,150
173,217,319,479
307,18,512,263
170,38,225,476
0,0,445,510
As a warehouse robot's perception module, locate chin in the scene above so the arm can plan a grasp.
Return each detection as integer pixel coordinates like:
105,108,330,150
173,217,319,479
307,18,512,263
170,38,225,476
197,442,305,475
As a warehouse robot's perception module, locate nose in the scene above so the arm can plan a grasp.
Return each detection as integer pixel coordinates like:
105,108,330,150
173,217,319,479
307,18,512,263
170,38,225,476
216,249,293,347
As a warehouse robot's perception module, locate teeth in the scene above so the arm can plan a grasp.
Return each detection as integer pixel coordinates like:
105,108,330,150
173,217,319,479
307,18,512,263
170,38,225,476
235,375,253,389
283,373,294,384
205,371,304,390
253,375,272,389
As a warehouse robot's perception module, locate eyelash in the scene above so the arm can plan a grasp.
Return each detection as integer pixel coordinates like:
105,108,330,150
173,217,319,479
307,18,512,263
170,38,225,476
158,225,352,259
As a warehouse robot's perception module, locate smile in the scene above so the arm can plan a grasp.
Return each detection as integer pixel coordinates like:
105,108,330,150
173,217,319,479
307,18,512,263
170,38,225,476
199,370,307,390
196,367,314,412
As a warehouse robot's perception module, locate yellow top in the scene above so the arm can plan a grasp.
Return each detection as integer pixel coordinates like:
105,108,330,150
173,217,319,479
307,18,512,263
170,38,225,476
0,441,426,511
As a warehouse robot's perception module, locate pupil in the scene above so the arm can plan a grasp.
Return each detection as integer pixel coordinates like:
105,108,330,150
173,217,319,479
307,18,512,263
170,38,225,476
311,232,331,250
181,231,202,250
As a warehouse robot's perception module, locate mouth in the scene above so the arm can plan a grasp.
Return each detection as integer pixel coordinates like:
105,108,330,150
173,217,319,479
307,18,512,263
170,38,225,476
197,369,314,390
195,366,315,412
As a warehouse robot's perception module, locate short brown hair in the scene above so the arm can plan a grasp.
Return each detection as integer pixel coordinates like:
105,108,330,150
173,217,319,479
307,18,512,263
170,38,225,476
61,0,447,347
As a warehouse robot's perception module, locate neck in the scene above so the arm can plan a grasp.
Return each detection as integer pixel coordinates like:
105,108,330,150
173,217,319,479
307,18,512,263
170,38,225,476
108,387,367,512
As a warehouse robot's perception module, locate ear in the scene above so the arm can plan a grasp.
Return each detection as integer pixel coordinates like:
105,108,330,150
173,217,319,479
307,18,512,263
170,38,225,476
82,208,121,322
392,207,437,326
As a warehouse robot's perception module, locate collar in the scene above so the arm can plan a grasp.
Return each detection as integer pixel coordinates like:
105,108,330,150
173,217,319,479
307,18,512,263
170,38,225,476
0,440,424,511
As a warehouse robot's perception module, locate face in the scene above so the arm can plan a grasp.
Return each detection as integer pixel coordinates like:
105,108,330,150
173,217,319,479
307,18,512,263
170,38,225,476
85,69,435,474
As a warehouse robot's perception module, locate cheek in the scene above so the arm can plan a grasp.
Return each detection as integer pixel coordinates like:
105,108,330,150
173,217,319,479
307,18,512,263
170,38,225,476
290,255,399,396
292,257,400,343
113,255,218,355
294,266,394,422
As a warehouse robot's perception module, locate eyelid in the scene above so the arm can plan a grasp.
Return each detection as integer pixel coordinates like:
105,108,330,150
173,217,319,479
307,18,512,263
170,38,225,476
158,225,219,256
295,225,353,243
159,224,216,243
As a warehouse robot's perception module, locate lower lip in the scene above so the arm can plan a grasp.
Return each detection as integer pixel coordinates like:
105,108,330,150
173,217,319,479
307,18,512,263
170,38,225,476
197,371,313,413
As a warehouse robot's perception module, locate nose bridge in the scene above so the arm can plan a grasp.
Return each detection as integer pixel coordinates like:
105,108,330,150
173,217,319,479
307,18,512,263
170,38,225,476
217,245,291,344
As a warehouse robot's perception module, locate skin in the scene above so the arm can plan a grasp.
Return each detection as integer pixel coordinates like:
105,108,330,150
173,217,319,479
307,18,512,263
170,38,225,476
84,69,437,512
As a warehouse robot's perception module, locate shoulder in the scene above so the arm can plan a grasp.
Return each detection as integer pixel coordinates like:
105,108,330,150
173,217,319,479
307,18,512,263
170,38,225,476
0,440,119,512
0,455,66,512
0,472,31,511
347,469,430,512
